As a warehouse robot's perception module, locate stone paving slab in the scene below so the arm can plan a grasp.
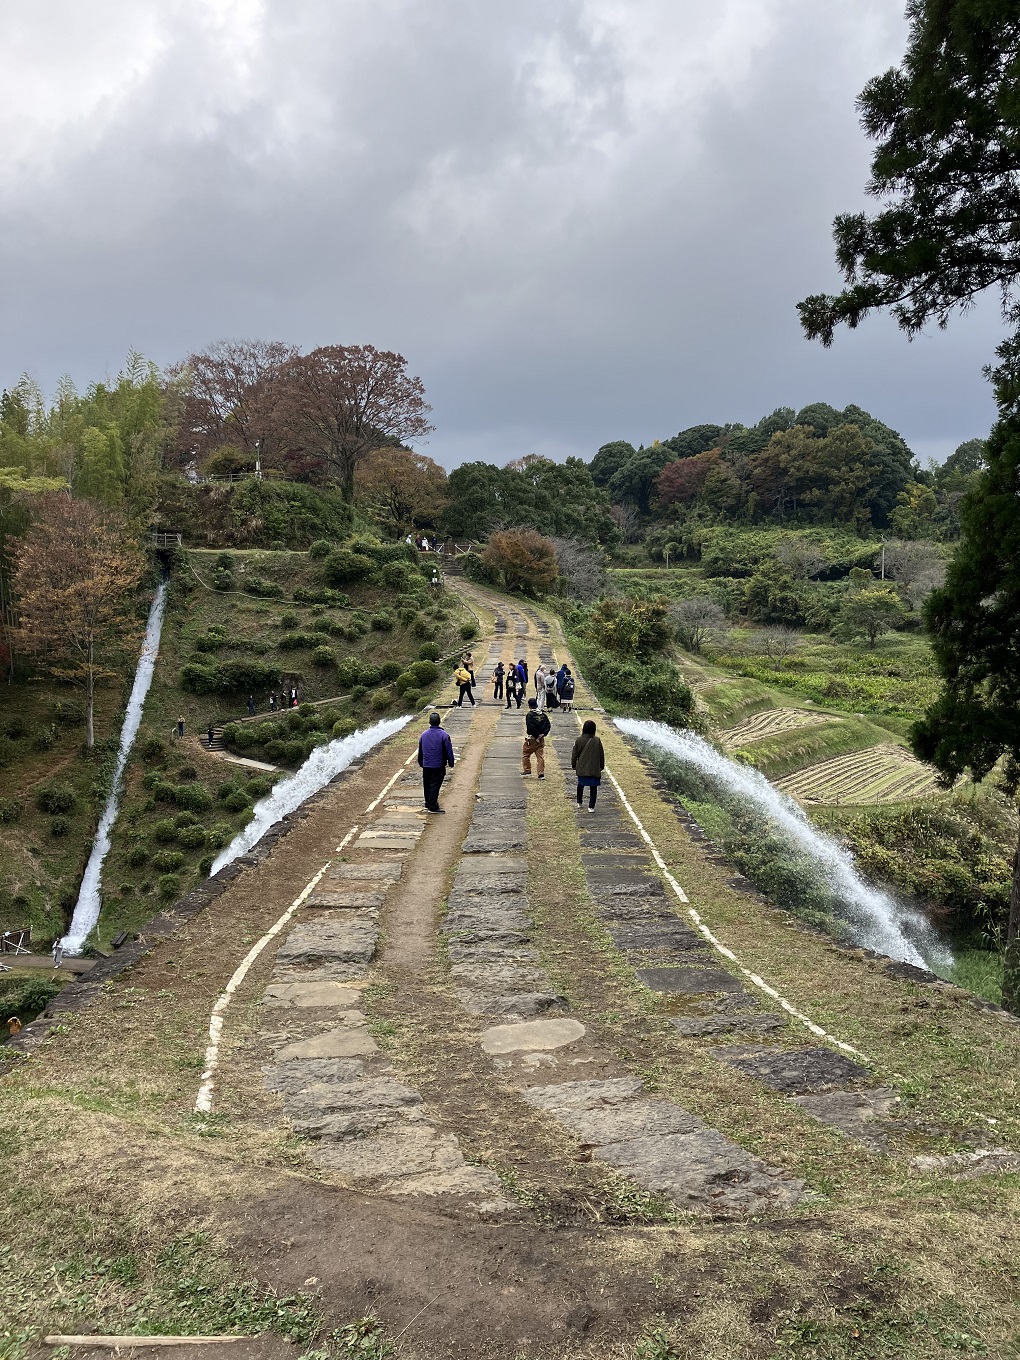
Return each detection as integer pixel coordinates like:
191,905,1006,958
792,1087,900,1148
671,1014,787,1038
607,922,711,953
637,966,744,994
523,1077,802,1213
463,832,528,853
304,891,386,909
328,861,405,879
275,1027,379,1060
276,920,378,965
264,981,364,1008
480,1018,586,1055
713,1045,873,1094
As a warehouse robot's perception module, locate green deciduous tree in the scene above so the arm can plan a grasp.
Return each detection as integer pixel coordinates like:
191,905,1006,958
834,585,907,646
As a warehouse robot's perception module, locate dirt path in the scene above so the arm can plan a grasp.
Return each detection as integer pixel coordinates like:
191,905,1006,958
3,583,1020,1359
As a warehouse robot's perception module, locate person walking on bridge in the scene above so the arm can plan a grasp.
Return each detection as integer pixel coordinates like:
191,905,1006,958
571,719,605,812
418,711,454,814
522,698,550,778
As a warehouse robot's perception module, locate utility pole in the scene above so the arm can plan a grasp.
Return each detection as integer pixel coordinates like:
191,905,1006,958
880,542,886,579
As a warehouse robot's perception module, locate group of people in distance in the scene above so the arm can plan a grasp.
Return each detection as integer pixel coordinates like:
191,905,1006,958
417,654,604,815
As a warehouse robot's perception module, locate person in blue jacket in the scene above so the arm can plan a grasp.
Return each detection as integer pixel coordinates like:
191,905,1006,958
417,711,455,813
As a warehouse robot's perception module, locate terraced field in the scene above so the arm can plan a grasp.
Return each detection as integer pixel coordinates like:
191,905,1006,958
721,706,831,748
776,743,942,805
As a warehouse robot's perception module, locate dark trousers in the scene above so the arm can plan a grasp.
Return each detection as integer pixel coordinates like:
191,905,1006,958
493,679,503,699
576,779,599,808
457,683,475,706
423,766,446,810
506,688,521,709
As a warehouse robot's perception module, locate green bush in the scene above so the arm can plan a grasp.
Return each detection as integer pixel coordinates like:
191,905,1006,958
359,663,381,687
205,823,234,849
369,687,393,711
378,660,402,682
349,685,367,703
0,797,22,824
174,783,214,812
308,538,331,558
246,776,273,797
229,726,255,751
3,715,28,740
158,873,181,900
49,816,70,837
245,575,284,598
223,790,250,813
127,844,148,868
371,611,395,631
279,632,319,651
408,659,440,686
402,688,423,708
216,658,281,692
173,811,199,828
336,656,361,688
323,548,374,585
332,718,358,739
198,854,215,875
284,739,306,763
380,560,416,590
216,552,235,570
177,826,208,849
459,621,478,641
180,662,219,694
312,645,335,668
153,849,186,871
32,725,57,752
418,642,440,661
255,721,283,743
410,617,434,639
152,818,178,842
35,784,77,815
212,568,234,591
263,739,286,760
398,607,416,625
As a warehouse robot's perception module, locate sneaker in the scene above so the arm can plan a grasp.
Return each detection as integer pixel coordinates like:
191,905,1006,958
521,772,531,777
587,806,596,813
537,774,545,780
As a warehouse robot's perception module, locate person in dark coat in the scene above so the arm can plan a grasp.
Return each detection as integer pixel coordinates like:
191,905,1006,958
492,661,505,701
247,695,256,717
417,711,455,813
522,698,551,778
571,719,605,811
504,665,518,709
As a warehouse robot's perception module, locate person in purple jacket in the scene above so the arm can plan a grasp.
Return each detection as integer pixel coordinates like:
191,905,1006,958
417,711,455,814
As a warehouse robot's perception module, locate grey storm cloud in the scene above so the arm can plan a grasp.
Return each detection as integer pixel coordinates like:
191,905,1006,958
0,0,1003,466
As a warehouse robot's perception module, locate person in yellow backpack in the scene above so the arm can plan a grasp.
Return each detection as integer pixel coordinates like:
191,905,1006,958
453,662,475,706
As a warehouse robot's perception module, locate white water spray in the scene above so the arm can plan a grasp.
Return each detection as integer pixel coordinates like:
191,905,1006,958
616,718,951,971
63,580,169,954
210,714,412,874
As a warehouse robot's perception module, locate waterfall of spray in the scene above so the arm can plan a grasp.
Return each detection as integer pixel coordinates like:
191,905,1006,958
615,717,951,971
63,580,169,954
210,714,412,875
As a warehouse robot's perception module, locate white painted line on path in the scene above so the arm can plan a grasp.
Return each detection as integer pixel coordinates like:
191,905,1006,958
194,857,332,1114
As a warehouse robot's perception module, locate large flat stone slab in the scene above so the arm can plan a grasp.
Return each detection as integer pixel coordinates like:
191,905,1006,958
792,1087,899,1147
909,1147,1020,1178
356,834,419,849
469,991,569,1017
596,1129,803,1213
305,891,386,910
523,1078,645,1113
713,1045,872,1094
276,1027,379,1060
607,922,709,953
480,1018,586,1055
637,966,743,994
670,1013,786,1038
331,859,402,881
277,921,378,965
264,981,363,1008
463,832,528,854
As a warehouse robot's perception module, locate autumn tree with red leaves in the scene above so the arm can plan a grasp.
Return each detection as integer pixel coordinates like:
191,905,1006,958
654,449,721,511
482,529,558,597
280,345,433,500
13,496,143,746
172,339,299,472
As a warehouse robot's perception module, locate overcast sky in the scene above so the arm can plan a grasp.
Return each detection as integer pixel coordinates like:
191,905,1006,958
0,0,1003,467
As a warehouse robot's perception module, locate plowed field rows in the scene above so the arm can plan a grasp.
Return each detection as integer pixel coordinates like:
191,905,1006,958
775,743,940,805
722,706,831,747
